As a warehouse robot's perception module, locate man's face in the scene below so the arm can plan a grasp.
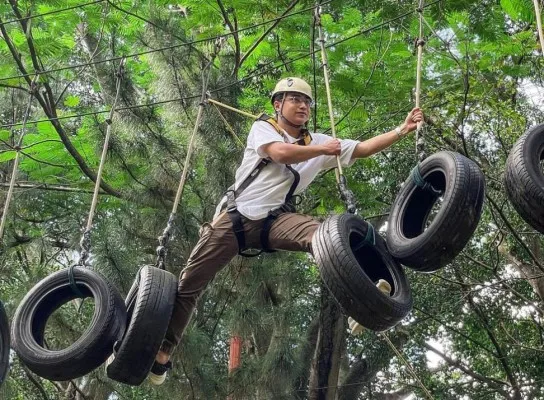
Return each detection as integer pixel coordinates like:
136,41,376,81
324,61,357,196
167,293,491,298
274,92,312,125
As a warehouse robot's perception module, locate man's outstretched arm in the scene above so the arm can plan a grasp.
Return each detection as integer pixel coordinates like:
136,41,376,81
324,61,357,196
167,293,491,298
351,107,424,160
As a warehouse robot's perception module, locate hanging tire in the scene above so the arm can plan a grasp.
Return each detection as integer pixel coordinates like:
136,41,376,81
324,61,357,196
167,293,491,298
11,267,127,381
386,151,485,272
106,266,177,386
312,213,412,332
504,125,544,234
0,301,9,387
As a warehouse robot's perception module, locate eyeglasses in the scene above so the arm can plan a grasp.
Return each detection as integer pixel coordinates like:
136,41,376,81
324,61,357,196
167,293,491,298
286,95,314,107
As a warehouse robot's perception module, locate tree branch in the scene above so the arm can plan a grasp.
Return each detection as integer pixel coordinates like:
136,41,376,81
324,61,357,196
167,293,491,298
422,342,510,395
20,363,50,400
454,269,522,399
486,194,544,272
0,182,104,194
216,0,240,75
0,10,123,199
238,0,300,69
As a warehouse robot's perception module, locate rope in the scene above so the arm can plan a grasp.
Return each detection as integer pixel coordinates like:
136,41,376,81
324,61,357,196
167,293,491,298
1,0,444,130
315,4,357,214
66,58,125,298
415,0,426,162
411,165,441,196
211,103,245,148
311,14,319,134
315,6,342,177
0,74,40,242
76,58,125,267
381,332,435,400
534,0,544,55
352,222,376,252
0,1,331,84
154,43,220,270
0,0,105,28
364,222,376,246
206,97,257,120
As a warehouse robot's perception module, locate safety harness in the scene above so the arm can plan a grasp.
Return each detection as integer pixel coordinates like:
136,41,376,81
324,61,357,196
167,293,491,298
224,113,311,257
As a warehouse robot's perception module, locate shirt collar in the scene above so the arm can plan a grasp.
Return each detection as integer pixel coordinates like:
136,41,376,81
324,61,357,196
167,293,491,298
282,128,312,146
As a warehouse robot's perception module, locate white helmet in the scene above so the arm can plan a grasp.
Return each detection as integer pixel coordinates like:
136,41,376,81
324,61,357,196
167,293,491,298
271,77,313,104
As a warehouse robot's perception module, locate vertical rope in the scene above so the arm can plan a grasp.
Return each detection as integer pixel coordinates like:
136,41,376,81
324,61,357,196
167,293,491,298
314,5,357,214
534,0,544,55
415,0,426,162
155,42,221,270
0,74,40,241
381,332,435,400
311,13,319,134
78,58,125,267
315,6,342,178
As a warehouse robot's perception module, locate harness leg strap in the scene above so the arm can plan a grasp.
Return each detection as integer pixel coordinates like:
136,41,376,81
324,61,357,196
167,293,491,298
227,209,262,257
227,210,247,252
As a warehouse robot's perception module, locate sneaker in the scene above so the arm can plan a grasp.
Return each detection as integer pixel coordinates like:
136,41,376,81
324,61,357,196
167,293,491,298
348,279,392,335
104,352,115,374
104,341,120,375
375,279,392,296
148,360,172,386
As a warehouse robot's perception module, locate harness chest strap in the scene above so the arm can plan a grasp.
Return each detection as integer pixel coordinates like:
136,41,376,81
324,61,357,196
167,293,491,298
225,115,308,256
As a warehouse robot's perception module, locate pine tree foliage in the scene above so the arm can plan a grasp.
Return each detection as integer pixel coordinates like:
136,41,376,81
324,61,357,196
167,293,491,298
0,0,544,399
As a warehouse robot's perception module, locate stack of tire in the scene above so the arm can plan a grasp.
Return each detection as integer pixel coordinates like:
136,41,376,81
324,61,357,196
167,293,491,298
11,266,177,385
313,151,486,331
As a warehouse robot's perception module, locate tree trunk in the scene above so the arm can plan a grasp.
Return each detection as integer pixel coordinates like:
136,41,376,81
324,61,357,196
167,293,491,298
308,285,345,400
294,315,320,399
499,240,544,302
337,331,410,400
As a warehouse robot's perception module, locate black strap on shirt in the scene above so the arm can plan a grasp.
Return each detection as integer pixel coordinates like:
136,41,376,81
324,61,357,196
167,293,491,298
224,116,307,257
259,164,300,251
226,163,300,257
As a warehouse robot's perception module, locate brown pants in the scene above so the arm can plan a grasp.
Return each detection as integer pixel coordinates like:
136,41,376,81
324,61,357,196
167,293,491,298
161,211,320,354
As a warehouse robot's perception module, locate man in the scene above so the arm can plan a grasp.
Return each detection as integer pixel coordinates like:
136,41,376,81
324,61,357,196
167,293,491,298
149,77,424,384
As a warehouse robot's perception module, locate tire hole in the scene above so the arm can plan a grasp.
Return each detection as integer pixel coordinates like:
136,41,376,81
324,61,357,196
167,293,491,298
43,298,96,350
32,285,94,349
402,170,446,238
349,232,395,295
424,196,444,230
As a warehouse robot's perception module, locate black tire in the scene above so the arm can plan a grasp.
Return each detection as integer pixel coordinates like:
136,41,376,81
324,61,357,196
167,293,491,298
312,213,412,332
106,266,177,386
0,301,9,387
12,267,127,381
386,151,485,272
504,125,544,234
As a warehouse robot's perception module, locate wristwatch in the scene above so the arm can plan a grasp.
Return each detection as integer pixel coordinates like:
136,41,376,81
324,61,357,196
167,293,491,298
395,126,403,137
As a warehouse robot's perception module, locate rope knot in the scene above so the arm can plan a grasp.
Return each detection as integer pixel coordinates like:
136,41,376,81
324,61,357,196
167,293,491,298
116,58,126,78
28,81,39,95
156,245,167,257
314,6,321,23
411,165,441,196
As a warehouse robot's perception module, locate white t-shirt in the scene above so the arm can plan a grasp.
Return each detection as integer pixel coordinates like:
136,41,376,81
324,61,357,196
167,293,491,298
214,120,360,220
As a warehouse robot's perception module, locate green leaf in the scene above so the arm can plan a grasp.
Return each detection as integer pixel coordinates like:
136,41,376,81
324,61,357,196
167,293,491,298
64,95,80,107
500,0,534,21
0,150,17,163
